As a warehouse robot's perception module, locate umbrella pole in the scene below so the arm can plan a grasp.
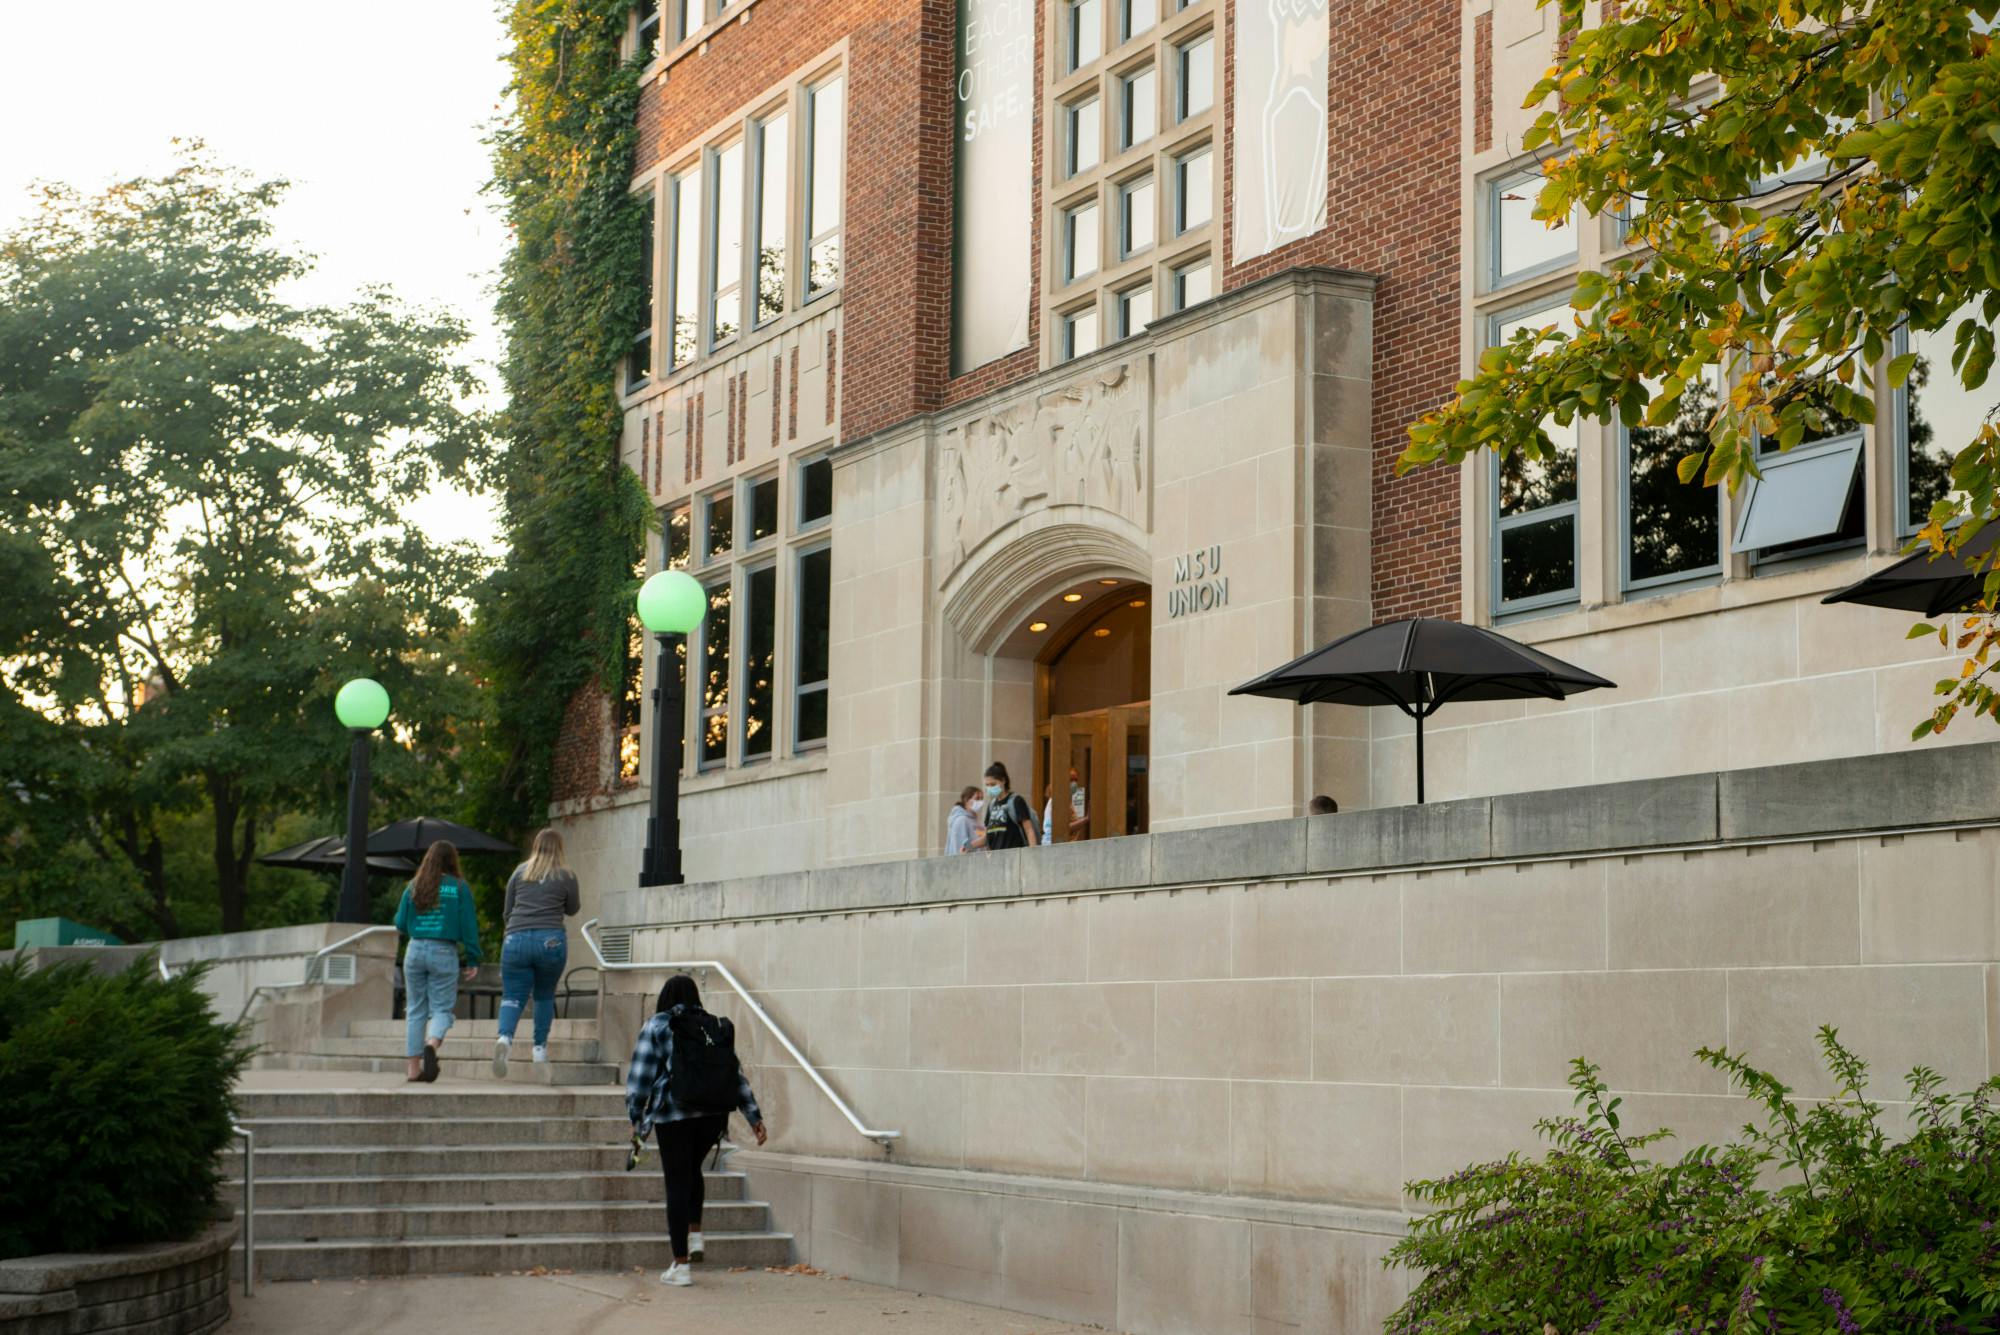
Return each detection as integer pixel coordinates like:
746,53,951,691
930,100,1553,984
1415,708,1426,806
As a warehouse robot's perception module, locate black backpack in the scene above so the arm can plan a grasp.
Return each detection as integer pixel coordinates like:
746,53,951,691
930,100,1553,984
667,1007,741,1115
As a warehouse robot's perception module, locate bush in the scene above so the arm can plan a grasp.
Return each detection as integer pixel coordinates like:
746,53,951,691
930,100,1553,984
1387,1028,2000,1333
0,955,251,1259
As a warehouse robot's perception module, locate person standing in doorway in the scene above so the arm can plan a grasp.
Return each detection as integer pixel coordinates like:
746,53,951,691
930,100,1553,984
493,828,581,1078
394,841,481,1083
626,974,767,1288
946,786,983,855
981,762,1039,850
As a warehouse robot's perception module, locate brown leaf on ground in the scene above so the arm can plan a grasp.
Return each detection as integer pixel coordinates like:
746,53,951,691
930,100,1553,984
765,1263,826,1277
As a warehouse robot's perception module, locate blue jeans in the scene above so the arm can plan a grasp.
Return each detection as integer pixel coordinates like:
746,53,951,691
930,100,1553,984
498,931,567,1047
404,939,461,1057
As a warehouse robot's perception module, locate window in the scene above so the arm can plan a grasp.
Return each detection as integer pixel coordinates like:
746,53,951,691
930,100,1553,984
1171,256,1211,310
798,454,833,527
746,473,779,544
709,139,745,345
1116,284,1153,339
697,581,732,768
627,193,654,391
1061,304,1100,361
635,0,660,60
1067,0,1102,71
753,112,788,325
741,563,776,761
1065,97,1101,177
805,75,845,296
669,167,702,368
794,545,831,750
1489,299,1580,611
1119,65,1157,151
1622,372,1723,590
1899,305,1992,533
665,503,692,570
669,0,690,45
1734,354,1866,559
1119,174,1155,257
702,488,734,562
1121,0,1156,41
1174,146,1210,232
1175,33,1212,120
1489,170,1576,288
1062,199,1100,283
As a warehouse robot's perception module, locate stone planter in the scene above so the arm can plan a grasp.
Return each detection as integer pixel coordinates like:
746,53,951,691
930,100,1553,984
0,1220,235,1335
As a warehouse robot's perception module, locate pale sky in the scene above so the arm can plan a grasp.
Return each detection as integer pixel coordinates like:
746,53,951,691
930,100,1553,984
0,0,513,549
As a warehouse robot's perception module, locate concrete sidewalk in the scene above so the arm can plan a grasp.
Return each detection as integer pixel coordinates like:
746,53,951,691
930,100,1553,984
225,1269,1104,1333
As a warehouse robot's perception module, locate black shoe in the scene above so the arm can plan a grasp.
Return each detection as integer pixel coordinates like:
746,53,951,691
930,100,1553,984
420,1045,440,1083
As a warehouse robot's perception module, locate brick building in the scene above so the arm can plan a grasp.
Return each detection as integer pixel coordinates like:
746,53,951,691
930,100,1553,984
551,0,1991,907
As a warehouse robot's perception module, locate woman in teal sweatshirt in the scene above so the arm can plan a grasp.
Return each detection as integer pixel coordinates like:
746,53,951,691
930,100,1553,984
393,841,482,1083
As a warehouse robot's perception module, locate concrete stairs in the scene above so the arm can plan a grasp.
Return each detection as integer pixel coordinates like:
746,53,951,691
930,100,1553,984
230,1087,792,1280
252,1018,620,1086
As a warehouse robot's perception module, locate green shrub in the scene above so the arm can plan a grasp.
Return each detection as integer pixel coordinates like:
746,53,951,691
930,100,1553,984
0,955,251,1258
1387,1029,2000,1333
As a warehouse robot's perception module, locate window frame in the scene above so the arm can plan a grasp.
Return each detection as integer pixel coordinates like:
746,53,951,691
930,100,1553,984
1114,282,1153,341
1616,372,1725,596
742,468,781,550
665,163,703,373
750,107,791,328
626,188,656,393
1066,0,1104,73
1487,167,1578,291
796,452,834,531
695,574,734,772
1173,142,1211,234
1484,298,1582,616
1117,172,1156,259
1117,62,1158,153
1061,195,1101,284
737,556,778,765
1064,94,1102,178
706,136,747,351
1735,427,1868,565
1170,255,1211,311
699,485,736,566
792,540,832,755
1174,29,1213,121
804,72,846,301
1059,301,1101,362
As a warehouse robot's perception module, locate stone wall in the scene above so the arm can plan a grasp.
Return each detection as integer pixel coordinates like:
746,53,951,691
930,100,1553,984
600,743,2000,1331
0,1222,234,1335
157,922,396,1052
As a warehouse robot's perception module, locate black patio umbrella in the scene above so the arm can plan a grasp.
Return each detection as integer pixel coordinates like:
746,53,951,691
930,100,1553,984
1821,526,2000,617
258,835,417,876
365,818,517,858
1229,616,1617,804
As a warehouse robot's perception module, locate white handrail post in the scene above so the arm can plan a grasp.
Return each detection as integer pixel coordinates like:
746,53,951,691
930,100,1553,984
231,1123,254,1298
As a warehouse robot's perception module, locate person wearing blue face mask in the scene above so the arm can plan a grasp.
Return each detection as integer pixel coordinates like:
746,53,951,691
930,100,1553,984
979,762,1039,851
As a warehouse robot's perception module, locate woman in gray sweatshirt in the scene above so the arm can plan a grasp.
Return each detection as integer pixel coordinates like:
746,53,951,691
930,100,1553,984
492,828,582,1076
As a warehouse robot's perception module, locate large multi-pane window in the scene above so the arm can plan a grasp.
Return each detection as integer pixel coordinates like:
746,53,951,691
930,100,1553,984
1899,304,1993,534
1489,299,1580,612
1622,373,1722,590
806,75,845,297
632,63,845,389
1043,0,1215,363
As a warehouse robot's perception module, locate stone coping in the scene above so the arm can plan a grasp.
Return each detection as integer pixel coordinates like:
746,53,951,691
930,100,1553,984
0,1220,236,1295
735,1151,1413,1238
602,743,2000,929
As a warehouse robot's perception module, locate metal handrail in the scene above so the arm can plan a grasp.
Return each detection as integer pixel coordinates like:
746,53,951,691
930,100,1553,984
230,1123,254,1297
580,917,901,1151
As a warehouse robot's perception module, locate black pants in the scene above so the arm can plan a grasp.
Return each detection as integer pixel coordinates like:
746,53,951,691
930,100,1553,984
657,1114,726,1259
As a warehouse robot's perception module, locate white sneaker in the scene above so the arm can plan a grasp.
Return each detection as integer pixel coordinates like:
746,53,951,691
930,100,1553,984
688,1231,704,1262
660,1262,693,1287
531,1045,548,1064
492,1038,510,1079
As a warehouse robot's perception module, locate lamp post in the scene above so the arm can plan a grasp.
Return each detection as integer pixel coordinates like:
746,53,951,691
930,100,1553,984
333,678,391,922
636,570,707,887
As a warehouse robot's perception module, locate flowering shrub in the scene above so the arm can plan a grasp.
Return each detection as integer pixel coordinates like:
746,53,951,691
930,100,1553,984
1386,1029,2000,1333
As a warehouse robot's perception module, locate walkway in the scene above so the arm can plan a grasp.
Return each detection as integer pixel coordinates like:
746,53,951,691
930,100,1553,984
225,1270,1101,1334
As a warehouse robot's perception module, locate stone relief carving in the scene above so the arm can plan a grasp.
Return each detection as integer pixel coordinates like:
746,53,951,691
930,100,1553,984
938,361,1148,571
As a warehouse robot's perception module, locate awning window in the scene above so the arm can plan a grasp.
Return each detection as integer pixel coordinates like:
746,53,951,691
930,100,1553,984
1731,433,1865,553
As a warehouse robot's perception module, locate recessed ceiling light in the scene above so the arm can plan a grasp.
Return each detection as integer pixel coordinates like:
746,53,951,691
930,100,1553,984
1029,621,1049,632
1093,627,1111,637
1062,592,1084,603
1129,599,1147,608
1099,578,1119,586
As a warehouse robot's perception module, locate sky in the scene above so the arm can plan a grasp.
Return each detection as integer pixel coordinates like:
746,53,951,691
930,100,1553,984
0,0,514,549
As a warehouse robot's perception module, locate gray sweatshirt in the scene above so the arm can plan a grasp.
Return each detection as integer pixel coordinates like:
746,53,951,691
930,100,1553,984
502,868,580,935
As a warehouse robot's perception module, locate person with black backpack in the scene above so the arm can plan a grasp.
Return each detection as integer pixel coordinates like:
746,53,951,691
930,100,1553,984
624,973,767,1287
979,761,1039,850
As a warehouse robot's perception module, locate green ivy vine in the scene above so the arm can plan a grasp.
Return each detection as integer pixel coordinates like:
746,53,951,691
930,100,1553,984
473,0,652,833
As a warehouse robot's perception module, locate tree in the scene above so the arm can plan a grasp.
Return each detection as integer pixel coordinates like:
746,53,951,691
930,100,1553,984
0,151,491,936
1401,0,2000,735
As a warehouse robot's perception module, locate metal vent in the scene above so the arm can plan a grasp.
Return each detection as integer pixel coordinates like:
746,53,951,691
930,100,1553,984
303,954,358,986
600,929,633,965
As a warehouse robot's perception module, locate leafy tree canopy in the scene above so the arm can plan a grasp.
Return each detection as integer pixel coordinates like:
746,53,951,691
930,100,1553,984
0,150,492,938
1402,0,2000,734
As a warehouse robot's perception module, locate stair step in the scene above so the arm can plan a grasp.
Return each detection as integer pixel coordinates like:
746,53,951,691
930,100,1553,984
247,1143,643,1178
236,1115,633,1149
310,1035,604,1062
234,1089,627,1120
250,1052,620,1085
350,1018,597,1040
243,1231,794,1280
225,1170,744,1209
249,1199,769,1241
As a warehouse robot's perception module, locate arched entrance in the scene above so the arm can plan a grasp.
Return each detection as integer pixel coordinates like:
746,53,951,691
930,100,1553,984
996,582,1151,842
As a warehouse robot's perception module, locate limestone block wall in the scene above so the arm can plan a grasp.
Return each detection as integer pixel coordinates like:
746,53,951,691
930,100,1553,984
157,923,396,1045
601,743,2000,1332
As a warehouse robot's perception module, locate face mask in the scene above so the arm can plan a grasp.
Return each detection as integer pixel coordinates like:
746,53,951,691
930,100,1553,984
984,783,1002,801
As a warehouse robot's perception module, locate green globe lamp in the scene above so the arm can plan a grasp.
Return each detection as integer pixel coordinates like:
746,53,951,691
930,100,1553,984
636,570,707,887
335,678,391,922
